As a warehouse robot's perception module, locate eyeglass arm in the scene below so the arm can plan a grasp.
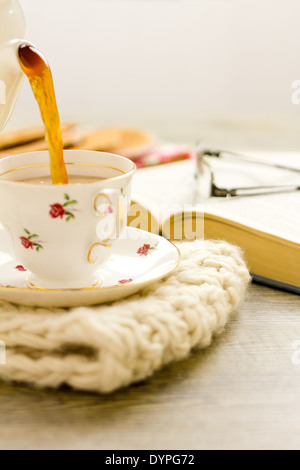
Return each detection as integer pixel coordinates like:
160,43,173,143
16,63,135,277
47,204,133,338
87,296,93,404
211,183,300,197
204,149,300,174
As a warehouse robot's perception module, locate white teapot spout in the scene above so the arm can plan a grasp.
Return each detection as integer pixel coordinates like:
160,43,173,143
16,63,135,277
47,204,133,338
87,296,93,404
0,0,34,132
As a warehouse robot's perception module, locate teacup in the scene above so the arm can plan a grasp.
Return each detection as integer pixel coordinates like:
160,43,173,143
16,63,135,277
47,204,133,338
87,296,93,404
0,150,136,289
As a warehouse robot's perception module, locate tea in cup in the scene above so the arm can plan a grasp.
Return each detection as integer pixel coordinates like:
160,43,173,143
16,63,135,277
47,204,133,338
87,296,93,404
0,149,135,289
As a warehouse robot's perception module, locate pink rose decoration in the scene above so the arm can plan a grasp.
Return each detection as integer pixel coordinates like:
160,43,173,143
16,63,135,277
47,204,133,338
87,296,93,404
137,244,151,256
118,279,133,284
20,230,44,252
20,236,33,249
15,265,27,272
49,203,66,219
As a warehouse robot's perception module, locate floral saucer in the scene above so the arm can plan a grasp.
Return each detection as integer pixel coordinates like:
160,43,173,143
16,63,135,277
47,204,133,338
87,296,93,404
0,227,180,308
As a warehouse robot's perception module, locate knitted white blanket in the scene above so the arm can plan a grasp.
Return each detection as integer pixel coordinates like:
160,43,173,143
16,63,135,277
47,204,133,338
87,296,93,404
0,240,250,393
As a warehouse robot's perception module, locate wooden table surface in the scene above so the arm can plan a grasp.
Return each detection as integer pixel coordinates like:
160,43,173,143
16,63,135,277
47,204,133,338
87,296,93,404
0,283,299,450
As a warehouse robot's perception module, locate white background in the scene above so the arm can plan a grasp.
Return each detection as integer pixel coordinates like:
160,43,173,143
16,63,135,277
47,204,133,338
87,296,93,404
7,0,300,148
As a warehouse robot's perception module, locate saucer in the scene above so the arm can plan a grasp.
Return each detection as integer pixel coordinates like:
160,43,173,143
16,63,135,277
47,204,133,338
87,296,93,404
0,227,180,308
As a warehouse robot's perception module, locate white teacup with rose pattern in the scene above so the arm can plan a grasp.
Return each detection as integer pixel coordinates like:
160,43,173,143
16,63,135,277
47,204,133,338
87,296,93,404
0,150,135,289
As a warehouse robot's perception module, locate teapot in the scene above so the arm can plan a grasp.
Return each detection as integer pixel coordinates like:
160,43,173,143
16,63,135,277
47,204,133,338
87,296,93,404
0,0,34,132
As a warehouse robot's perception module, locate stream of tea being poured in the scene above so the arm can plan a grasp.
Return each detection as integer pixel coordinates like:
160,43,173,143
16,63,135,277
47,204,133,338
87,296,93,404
18,44,68,184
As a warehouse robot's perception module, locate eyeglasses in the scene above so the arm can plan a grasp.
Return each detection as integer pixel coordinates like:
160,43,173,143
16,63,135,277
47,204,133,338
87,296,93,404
196,146,300,198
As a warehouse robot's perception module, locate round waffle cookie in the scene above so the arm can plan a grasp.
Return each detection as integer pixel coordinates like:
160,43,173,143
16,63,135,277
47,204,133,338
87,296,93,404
77,127,155,159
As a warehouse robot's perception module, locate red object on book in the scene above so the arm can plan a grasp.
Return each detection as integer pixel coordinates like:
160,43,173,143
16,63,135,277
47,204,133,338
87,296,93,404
134,143,194,168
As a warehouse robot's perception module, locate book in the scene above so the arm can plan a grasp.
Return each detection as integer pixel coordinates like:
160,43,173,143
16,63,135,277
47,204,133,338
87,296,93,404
127,154,300,294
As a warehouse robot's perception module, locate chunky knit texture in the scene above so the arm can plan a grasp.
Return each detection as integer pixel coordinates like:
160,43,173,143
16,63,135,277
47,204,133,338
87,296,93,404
0,240,250,393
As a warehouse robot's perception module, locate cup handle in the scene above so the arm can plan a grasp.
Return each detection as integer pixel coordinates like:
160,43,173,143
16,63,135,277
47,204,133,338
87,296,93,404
93,188,126,243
